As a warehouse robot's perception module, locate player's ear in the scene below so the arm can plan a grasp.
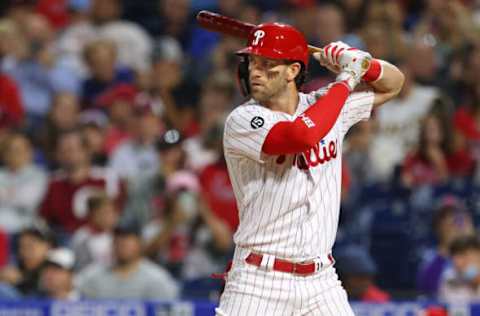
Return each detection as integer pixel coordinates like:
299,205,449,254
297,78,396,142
286,62,301,82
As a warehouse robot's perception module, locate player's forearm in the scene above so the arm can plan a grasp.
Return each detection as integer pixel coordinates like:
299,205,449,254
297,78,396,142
364,60,405,107
262,82,350,155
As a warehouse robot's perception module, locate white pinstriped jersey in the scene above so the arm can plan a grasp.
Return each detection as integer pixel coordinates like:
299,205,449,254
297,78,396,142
223,87,374,262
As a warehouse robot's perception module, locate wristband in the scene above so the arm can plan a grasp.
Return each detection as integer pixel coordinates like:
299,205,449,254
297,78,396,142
362,59,383,82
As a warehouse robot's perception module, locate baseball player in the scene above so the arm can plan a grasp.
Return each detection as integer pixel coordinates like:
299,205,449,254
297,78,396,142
217,23,404,316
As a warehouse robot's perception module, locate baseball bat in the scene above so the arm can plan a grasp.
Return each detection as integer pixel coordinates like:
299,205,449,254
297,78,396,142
196,10,323,55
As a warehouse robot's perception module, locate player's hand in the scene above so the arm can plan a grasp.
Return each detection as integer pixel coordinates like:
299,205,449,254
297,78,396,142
318,41,372,91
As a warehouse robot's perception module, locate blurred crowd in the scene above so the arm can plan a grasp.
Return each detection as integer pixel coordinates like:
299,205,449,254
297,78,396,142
0,0,480,304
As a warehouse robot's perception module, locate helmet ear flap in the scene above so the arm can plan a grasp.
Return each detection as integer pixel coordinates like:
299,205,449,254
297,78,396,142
236,55,250,97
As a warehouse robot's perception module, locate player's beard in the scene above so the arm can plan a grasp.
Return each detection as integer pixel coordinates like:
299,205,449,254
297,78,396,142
250,70,288,104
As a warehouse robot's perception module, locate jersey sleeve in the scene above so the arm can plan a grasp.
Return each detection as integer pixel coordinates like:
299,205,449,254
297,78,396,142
223,104,283,163
340,90,375,136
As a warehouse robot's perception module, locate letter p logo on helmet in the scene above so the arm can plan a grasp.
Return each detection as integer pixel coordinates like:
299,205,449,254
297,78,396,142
252,30,265,46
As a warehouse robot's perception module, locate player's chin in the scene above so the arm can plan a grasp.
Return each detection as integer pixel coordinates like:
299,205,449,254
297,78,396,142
251,88,268,101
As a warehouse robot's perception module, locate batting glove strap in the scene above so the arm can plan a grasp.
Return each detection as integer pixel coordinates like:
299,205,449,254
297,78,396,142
362,58,383,82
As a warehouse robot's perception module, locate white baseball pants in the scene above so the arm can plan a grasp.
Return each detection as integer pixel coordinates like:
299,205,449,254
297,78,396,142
216,247,354,316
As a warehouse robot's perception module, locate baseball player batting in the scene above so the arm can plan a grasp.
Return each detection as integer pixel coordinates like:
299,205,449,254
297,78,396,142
217,22,404,315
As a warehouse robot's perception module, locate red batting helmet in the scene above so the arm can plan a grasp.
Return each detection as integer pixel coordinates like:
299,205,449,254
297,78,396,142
236,22,309,67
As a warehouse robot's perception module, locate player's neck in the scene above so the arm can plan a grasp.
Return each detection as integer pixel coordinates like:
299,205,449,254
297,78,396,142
263,85,299,115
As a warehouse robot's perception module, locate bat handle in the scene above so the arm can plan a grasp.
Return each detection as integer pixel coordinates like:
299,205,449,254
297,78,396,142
308,45,323,54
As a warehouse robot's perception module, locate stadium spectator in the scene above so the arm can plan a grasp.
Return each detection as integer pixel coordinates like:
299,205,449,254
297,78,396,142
311,3,363,48
81,39,134,108
344,121,376,187
439,236,480,303
184,72,236,171
0,133,47,233
148,36,198,133
336,245,391,303
0,226,53,297
143,130,200,277
156,0,192,48
39,248,79,300
401,113,450,187
0,71,24,134
370,62,439,181
79,114,109,166
108,99,161,185
39,130,125,234
71,192,117,271
417,199,475,297
183,124,236,280
58,0,152,74
414,0,476,54
77,225,179,299
96,83,136,155
2,13,79,130
198,123,238,232
361,1,408,62
89,0,153,72
39,93,80,166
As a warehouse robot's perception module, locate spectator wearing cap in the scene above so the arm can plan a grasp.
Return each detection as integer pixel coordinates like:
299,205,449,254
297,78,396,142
39,129,126,234
81,39,134,108
439,236,480,303
0,226,53,297
96,83,136,155
0,132,47,234
417,199,475,297
335,245,390,303
143,129,201,277
71,192,118,271
39,248,79,300
77,225,178,300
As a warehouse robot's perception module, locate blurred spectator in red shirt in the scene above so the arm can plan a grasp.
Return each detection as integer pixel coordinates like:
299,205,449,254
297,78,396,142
35,0,70,29
199,123,238,233
39,130,126,234
0,73,24,133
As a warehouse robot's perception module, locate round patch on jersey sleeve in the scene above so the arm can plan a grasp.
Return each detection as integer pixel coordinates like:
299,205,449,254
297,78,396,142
250,116,265,129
